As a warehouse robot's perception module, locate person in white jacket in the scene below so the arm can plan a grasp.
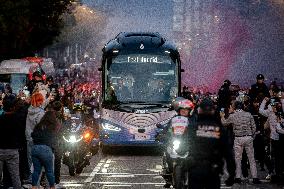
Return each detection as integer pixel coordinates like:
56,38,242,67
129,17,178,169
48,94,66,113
259,96,284,182
276,110,284,182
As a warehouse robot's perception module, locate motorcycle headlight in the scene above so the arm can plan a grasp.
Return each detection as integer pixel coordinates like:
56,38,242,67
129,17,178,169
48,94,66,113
173,140,180,151
63,135,83,143
102,123,121,132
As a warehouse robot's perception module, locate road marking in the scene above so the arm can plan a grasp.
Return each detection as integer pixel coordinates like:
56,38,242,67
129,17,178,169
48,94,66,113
84,158,106,183
101,168,108,173
91,181,165,185
63,183,83,187
105,174,135,178
155,165,163,169
103,185,132,187
146,168,162,173
90,173,160,176
104,163,110,168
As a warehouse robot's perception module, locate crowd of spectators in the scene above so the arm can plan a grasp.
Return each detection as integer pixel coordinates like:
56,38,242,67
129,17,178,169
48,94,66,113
182,74,284,186
0,67,100,189
0,70,283,188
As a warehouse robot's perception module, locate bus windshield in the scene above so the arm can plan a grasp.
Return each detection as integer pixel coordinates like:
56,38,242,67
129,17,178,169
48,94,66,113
105,54,178,104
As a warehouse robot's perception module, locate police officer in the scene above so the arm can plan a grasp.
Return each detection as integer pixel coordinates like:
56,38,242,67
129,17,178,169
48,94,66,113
188,98,226,189
249,74,270,103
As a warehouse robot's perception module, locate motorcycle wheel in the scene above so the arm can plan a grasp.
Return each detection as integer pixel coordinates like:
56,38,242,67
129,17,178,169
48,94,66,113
173,165,186,189
68,165,76,176
67,153,76,176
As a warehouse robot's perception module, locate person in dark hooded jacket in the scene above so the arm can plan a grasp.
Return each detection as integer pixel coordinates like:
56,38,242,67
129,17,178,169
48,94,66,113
0,95,22,189
217,80,232,111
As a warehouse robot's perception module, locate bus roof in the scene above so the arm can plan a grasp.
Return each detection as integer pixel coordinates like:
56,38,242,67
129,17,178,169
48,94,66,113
103,32,179,55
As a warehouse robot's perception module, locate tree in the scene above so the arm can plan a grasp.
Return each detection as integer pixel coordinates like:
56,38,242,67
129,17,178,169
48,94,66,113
47,4,106,68
0,0,74,61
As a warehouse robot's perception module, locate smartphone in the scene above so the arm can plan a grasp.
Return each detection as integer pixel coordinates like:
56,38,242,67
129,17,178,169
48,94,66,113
220,108,225,113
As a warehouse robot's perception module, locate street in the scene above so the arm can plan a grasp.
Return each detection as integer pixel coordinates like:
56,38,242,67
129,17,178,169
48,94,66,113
60,147,284,189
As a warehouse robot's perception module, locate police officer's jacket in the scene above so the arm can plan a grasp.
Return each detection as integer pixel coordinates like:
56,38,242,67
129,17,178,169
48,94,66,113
249,83,270,101
188,114,226,168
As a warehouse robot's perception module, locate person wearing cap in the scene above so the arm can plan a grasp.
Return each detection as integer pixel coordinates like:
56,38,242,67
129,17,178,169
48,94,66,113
221,101,260,184
249,74,270,103
187,98,227,189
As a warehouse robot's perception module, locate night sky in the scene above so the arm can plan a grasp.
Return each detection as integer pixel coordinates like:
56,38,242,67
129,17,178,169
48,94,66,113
83,0,284,91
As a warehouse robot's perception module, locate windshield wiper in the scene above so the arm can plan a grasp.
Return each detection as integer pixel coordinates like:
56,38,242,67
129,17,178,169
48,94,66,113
118,101,171,108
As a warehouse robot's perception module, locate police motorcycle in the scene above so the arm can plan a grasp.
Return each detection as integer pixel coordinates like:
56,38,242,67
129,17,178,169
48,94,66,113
160,98,195,189
62,103,99,176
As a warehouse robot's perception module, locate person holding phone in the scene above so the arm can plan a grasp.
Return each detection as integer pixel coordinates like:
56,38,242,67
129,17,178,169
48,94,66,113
259,94,284,183
221,101,260,184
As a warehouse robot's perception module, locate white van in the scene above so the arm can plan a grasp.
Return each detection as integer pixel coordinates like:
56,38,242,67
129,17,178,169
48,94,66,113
0,57,55,94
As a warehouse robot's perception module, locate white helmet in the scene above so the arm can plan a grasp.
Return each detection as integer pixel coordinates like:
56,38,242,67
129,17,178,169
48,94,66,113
172,97,195,111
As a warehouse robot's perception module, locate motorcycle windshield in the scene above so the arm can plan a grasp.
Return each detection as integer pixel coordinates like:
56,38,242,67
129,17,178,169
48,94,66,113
70,115,82,132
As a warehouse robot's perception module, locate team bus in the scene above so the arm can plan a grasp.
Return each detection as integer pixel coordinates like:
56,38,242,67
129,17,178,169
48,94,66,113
99,32,182,151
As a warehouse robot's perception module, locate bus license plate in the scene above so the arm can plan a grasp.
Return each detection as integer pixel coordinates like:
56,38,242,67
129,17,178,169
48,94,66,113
135,133,150,140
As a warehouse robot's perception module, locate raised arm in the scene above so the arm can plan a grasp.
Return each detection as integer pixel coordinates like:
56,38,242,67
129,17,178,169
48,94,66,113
259,98,270,117
221,113,234,126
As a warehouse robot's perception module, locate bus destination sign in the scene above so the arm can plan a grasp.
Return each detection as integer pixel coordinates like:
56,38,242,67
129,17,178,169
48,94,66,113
127,56,160,63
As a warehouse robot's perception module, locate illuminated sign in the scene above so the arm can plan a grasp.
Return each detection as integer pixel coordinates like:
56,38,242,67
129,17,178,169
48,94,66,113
113,54,173,64
127,56,160,63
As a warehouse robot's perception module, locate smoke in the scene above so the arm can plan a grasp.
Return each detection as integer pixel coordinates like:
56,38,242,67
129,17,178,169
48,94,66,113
183,1,284,91
83,0,284,91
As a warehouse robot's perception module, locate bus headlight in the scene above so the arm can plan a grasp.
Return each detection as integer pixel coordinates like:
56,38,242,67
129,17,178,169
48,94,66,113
173,140,180,151
102,123,121,132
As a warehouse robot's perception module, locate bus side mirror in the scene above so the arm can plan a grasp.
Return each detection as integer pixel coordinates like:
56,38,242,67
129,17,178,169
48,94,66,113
98,67,102,71
181,69,185,72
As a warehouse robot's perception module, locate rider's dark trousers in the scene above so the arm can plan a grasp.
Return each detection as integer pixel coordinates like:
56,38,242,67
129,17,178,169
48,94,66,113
188,165,221,189
54,145,63,184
